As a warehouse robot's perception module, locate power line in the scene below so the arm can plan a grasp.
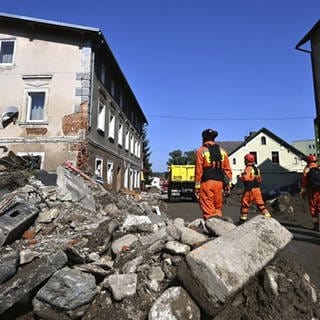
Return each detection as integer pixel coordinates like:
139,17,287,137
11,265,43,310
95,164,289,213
147,115,314,121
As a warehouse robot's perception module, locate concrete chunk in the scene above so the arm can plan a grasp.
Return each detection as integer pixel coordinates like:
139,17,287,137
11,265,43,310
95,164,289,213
178,216,293,317
0,202,40,247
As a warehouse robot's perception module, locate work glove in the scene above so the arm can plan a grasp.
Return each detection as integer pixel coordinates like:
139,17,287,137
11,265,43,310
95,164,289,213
194,188,200,200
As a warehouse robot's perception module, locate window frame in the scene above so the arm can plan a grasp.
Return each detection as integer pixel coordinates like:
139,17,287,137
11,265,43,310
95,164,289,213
106,160,113,185
249,151,257,164
25,89,48,123
108,109,115,141
0,39,15,65
271,151,280,164
118,120,124,146
97,99,106,134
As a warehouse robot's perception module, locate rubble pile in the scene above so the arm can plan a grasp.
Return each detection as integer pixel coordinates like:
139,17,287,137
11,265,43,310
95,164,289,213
0,166,319,320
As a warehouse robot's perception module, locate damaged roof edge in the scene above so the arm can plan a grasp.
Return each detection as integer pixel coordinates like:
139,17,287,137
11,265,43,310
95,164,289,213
295,19,320,51
0,12,148,125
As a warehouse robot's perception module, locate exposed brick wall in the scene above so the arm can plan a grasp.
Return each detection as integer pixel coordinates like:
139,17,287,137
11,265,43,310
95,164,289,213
63,101,89,170
62,102,88,136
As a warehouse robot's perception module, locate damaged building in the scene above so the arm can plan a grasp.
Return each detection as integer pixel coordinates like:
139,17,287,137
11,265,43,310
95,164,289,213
0,12,148,192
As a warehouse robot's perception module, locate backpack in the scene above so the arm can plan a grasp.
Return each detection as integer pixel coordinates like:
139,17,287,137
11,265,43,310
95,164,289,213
206,144,222,168
202,144,229,185
307,167,320,190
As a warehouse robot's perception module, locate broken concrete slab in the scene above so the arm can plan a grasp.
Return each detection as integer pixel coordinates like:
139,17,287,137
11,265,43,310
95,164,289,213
178,215,293,317
56,165,96,212
0,202,40,247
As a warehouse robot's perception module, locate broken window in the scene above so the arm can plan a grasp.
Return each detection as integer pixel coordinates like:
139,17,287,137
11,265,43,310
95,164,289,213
106,160,113,185
108,111,115,141
118,120,123,146
97,101,105,134
27,91,45,121
0,40,15,64
95,158,103,177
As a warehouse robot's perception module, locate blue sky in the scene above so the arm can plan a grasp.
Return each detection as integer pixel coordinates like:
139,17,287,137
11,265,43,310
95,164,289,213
1,0,319,172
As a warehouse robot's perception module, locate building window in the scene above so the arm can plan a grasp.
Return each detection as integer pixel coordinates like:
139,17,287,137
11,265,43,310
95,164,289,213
0,40,15,64
119,93,123,108
97,101,106,134
130,135,134,154
232,158,236,165
111,80,115,97
261,136,266,145
17,152,44,169
118,120,124,146
124,166,129,189
137,141,141,159
272,151,279,164
125,130,130,151
107,160,113,185
101,64,106,85
27,91,46,122
250,151,257,164
108,111,115,141
95,158,103,177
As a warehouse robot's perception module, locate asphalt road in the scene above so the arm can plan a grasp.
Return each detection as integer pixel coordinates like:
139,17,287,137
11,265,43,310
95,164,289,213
163,198,320,289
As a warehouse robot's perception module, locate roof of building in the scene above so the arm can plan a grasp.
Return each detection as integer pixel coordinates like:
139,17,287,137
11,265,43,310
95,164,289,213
217,141,243,154
226,127,307,159
0,12,147,124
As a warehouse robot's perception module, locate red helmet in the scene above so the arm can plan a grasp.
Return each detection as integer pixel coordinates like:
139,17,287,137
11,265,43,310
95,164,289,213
244,153,255,163
307,154,317,163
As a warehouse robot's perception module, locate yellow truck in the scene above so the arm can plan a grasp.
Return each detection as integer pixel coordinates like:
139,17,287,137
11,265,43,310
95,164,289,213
167,164,196,201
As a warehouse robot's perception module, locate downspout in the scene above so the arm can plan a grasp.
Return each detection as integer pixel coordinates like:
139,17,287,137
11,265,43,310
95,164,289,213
89,50,95,129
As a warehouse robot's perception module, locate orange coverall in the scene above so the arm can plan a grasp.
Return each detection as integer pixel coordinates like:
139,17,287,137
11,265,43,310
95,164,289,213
239,163,269,219
301,162,320,226
195,141,232,220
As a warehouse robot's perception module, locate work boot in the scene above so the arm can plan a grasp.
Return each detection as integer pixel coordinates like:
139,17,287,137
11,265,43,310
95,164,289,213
313,222,319,232
264,212,272,218
238,215,247,225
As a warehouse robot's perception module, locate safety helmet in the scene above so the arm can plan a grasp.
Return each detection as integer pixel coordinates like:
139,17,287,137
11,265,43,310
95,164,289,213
244,153,255,163
307,154,317,163
202,129,218,140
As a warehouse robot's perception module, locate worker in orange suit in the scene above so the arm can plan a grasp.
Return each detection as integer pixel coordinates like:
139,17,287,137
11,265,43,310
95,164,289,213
300,154,320,232
239,153,271,224
195,129,232,220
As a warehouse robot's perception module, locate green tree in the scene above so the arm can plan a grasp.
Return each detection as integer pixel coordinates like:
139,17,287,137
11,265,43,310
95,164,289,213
142,125,152,184
167,149,196,166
